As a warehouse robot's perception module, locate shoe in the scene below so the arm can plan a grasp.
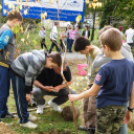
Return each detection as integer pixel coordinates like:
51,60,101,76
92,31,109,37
48,99,62,112
87,128,95,134
28,98,37,107
1,113,16,118
29,115,37,122
36,105,45,114
20,121,37,129
78,126,87,131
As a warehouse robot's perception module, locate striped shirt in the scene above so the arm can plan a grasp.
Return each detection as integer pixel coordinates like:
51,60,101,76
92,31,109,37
11,50,46,93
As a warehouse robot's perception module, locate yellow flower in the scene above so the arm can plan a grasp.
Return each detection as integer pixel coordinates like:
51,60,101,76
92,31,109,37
24,9,27,15
4,9,6,14
84,88,87,91
21,38,25,43
0,5,2,10
75,15,82,23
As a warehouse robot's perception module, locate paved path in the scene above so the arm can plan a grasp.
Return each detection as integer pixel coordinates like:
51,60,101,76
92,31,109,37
66,52,86,59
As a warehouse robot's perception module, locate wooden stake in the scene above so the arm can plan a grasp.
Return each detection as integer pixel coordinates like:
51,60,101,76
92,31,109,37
61,41,78,134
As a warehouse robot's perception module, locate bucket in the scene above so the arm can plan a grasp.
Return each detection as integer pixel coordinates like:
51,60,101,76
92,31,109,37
77,64,87,76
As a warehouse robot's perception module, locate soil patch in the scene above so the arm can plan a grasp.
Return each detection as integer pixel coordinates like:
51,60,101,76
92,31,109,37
0,122,17,134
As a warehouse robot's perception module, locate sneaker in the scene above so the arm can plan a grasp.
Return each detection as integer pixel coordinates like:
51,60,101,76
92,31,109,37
78,126,87,131
36,105,45,114
29,115,37,122
1,113,16,118
20,121,37,129
48,99,62,112
87,128,95,134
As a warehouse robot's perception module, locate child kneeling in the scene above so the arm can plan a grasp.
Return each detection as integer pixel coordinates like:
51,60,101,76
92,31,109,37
69,28,134,134
10,50,62,129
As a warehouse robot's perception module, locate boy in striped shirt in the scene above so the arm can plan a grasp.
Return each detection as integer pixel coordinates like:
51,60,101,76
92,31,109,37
10,50,62,129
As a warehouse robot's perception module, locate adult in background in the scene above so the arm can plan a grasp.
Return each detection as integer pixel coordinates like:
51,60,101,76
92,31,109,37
125,25,134,48
39,26,48,51
68,25,76,52
82,25,90,39
49,22,60,53
33,61,75,114
118,26,124,37
76,25,81,39
59,27,67,51
66,24,70,51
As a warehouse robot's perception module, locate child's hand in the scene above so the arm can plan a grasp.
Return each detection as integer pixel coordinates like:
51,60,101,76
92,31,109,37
123,110,132,124
26,94,31,103
68,94,79,102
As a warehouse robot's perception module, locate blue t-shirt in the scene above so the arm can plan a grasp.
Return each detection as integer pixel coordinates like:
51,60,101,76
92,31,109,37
95,58,134,108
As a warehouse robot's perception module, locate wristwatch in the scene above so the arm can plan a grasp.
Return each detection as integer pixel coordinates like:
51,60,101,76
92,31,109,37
128,107,134,112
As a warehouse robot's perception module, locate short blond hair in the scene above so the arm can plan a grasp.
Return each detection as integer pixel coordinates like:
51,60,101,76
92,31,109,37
99,28,122,51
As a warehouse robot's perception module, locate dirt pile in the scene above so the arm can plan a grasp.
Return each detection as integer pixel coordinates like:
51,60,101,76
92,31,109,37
61,106,80,121
0,122,17,134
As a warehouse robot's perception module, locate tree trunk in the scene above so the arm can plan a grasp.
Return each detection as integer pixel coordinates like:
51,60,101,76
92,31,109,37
91,8,96,41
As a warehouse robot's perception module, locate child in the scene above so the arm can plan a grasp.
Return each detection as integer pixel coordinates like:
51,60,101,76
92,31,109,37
92,26,134,134
10,50,62,129
39,26,48,51
69,28,134,134
49,22,60,53
0,10,23,120
73,36,100,133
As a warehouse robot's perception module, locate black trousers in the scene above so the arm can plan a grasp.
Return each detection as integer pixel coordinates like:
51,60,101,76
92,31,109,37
41,38,48,51
48,40,60,53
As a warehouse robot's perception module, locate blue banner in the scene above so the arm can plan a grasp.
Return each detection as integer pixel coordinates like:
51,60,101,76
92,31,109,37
2,0,85,22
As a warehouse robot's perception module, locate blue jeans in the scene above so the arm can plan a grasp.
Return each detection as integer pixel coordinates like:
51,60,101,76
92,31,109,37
0,66,10,119
11,72,29,123
67,38,69,51
120,101,129,134
68,39,74,52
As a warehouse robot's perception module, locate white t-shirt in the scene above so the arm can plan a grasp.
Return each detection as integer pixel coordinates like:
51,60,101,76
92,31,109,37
50,26,58,41
39,30,46,38
85,31,88,39
125,28,134,43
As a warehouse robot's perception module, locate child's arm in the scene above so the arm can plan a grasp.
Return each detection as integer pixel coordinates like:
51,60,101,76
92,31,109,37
69,83,100,102
124,82,134,124
0,30,13,49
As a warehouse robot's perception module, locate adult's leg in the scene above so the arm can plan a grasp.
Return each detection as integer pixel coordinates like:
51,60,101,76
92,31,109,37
11,73,29,123
70,39,74,52
83,85,96,129
67,38,69,51
0,66,10,118
35,87,75,105
69,39,73,52
52,88,75,105
33,87,45,105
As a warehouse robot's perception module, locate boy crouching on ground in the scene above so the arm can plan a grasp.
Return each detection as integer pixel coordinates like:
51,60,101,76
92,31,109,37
10,50,62,129
69,28,134,134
